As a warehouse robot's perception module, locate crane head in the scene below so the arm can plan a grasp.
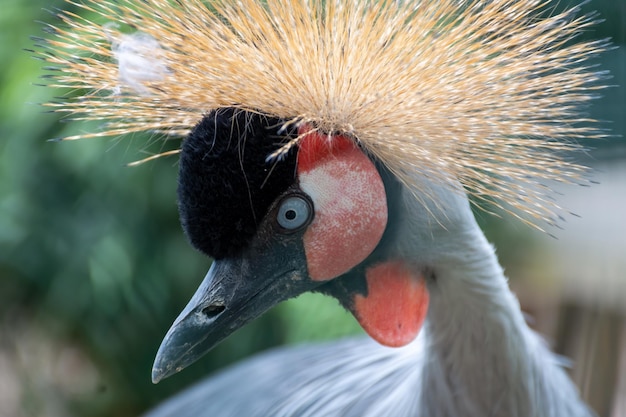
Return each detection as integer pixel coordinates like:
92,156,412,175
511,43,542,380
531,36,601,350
35,0,609,386
151,108,429,383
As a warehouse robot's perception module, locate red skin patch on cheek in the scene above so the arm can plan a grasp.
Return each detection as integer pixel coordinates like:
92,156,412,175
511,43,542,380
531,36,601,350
297,128,387,281
297,125,354,173
353,262,429,347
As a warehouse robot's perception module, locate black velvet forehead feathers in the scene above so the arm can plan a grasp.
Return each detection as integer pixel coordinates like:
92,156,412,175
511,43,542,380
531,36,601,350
178,108,298,259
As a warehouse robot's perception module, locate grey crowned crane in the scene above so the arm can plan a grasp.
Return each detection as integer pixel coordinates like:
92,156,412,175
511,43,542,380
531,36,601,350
39,0,610,416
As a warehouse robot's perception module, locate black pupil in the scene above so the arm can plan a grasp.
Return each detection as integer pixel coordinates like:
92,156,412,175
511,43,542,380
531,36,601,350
285,209,297,220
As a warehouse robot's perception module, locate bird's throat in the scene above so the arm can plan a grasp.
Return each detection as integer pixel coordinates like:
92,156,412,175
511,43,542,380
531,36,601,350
353,261,429,347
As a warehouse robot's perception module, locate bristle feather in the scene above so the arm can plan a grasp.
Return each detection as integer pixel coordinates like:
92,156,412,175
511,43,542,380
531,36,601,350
126,149,181,166
36,0,610,226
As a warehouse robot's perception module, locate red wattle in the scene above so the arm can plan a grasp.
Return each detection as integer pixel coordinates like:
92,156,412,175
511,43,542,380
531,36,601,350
353,261,429,347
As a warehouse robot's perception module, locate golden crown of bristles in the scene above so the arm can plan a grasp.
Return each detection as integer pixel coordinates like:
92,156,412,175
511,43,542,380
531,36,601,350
40,0,608,228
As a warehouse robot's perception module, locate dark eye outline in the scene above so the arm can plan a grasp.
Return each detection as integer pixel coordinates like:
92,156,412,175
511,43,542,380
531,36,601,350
275,194,313,233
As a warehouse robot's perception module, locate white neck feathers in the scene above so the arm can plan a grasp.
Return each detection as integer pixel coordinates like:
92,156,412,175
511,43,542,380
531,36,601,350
419,219,591,417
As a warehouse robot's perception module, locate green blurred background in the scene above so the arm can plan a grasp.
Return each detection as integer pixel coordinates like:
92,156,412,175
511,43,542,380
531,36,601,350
0,1,624,416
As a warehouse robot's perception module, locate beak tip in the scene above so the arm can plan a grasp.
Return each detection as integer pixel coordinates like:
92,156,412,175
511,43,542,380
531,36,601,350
151,335,199,383
151,355,171,384
152,356,186,383
151,342,183,384
151,367,165,384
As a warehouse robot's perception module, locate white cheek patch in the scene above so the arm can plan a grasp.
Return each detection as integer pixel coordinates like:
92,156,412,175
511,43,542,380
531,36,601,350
300,149,388,281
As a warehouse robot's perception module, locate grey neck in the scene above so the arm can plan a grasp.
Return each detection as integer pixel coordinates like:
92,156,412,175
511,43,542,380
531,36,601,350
420,225,592,417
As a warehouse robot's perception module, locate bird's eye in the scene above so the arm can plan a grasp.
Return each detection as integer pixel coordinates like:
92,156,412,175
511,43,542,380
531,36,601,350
276,195,312,231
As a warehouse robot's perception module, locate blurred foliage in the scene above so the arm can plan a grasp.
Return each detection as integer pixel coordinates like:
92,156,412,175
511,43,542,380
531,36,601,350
0,1,623,416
